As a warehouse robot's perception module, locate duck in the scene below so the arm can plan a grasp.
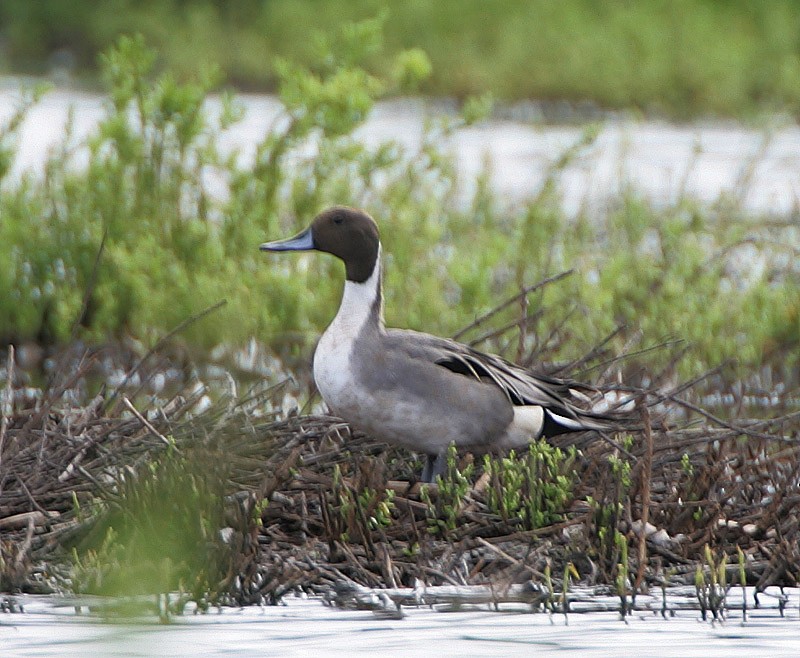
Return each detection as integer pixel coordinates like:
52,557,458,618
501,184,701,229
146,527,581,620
261,206,630,482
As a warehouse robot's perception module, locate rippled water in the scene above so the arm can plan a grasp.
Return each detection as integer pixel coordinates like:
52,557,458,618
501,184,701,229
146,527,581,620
3,588,799,657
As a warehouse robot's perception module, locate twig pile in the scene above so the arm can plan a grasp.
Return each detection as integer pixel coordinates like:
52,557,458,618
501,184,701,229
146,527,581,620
1,277,799,607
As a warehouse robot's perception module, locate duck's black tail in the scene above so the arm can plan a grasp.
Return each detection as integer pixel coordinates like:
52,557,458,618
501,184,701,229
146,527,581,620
538,387,641,439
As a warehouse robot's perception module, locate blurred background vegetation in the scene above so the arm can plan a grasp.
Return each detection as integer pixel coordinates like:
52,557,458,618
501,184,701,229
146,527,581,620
3,0,800,118
0,3,798,386
1,0,798,602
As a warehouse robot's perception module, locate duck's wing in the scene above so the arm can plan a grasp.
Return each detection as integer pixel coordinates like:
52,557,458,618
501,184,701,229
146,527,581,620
389,328,631,436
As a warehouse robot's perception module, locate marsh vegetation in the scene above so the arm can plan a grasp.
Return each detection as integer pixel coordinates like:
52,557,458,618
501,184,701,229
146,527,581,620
1,20,799,617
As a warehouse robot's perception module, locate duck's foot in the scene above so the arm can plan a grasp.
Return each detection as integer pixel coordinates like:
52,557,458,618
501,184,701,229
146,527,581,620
420,452,447,483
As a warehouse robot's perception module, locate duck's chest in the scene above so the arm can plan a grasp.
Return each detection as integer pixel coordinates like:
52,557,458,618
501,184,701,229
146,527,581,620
313,310,380,416
312,270,383,417
313,324,355,403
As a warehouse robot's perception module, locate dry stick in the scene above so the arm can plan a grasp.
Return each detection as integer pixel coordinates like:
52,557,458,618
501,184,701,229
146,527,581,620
736,408,800,430
476,536,547,580
668,395,798,443
71,228,107,341
523,306,579,369
595,432,636,461
10,354,97,465
634,402,653,595
516,285,530,363
122,396,172,447
378,542,398,589
562,324,626,374
125,353,174,404
573,338,685,380
469,309,544,349
37,231,109,398
452,270,574,341
13,516,36,571
650,343,691,385
106,299,227,411
658,361,733,401
18,479,50,518
0,345,15,475
732,129,773,208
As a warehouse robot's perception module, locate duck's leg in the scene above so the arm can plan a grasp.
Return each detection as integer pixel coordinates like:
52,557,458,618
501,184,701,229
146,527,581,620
421,452,448,483
420,455,434,482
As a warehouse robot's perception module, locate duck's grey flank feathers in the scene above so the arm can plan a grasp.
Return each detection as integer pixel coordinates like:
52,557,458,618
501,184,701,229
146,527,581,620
389,327,617,438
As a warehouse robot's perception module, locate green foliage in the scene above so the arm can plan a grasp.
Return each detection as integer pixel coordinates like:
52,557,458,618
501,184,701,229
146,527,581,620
329,464,395,542
0,25,797,387
0,83,49,183
461,93,494,126
561,561,579,614
483,441,577,529
614,529,630,603
418,441,591,539
588,435,636,579
393,48,433,93
695,544,728,621
680,453,693,477
607,449,633,492
421,444,474,536
70,444,233,605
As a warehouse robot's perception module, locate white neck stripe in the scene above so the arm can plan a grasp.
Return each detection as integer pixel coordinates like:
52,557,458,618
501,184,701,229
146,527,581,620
336,246,383,333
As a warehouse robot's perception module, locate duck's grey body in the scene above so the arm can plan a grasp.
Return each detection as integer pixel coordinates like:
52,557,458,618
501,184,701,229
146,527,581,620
262,206,625,481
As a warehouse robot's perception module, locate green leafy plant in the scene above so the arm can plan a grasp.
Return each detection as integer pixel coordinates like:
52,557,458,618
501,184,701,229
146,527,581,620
329,464,395,544
589,435,635,580
695,544,728,622
4,3,800,118
615,529,631,618
483,440,578,529
70,444,235,609
0,22,796,389
421,444,474,536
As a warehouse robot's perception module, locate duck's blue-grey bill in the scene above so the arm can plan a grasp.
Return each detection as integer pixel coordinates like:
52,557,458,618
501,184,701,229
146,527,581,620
260,227,314,252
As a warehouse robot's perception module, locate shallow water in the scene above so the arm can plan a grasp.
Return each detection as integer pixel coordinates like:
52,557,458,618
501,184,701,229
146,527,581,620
3,588,799,657
1,80,799,216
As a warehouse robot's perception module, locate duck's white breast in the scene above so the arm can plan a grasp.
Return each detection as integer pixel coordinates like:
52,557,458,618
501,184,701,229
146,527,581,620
313,323,358,409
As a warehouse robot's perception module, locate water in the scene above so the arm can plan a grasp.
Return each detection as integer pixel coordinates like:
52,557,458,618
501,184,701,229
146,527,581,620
2,589,799,657
1,80,799,216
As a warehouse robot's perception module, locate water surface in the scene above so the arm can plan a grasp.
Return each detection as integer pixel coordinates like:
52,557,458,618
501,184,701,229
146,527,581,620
2,82,798,216
3,588,799,657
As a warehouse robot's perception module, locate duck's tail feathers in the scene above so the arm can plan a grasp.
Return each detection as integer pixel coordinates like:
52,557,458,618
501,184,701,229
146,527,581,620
539,393,641,438
541,409,605,437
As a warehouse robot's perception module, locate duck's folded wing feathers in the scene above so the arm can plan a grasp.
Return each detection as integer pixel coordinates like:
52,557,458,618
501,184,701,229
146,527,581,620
389,328,631,433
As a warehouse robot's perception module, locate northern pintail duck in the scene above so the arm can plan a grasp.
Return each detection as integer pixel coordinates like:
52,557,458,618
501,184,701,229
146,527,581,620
261,207,628,482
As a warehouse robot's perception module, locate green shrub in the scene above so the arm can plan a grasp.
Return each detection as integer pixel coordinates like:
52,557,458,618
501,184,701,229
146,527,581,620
71,444,232,605
0,24,797,383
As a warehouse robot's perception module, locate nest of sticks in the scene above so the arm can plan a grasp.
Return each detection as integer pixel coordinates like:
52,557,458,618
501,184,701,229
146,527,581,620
1,281,799,609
